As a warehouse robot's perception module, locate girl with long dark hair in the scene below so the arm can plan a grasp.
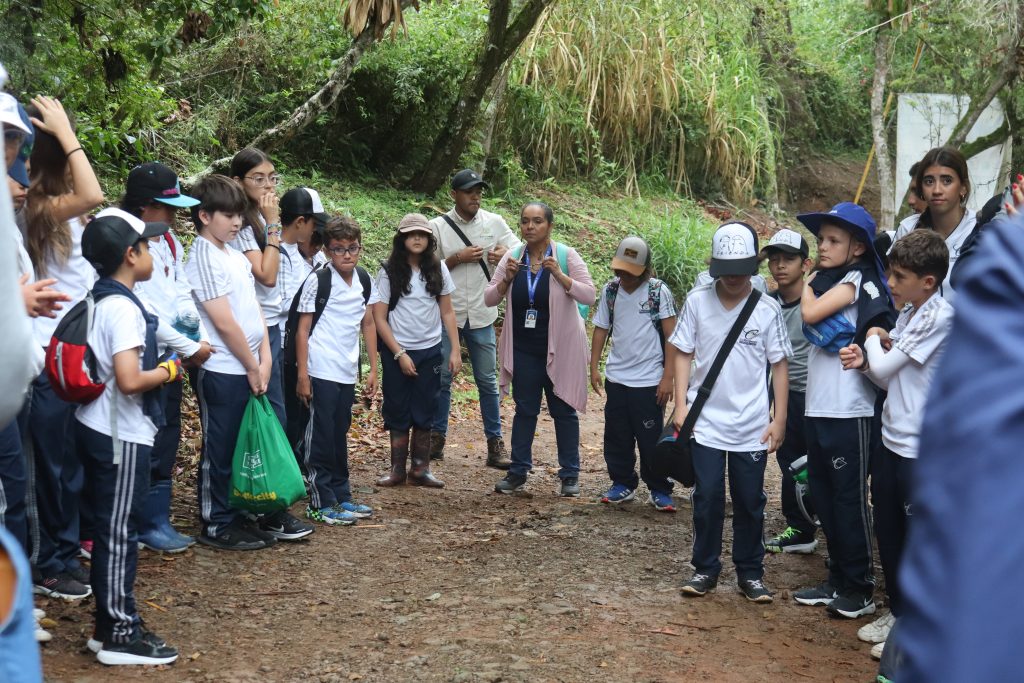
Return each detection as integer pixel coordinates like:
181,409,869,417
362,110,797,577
370,214,461,489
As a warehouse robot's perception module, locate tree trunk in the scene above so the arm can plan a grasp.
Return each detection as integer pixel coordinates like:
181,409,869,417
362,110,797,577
870,25,896,231
411,0,554,194
480,60,513,176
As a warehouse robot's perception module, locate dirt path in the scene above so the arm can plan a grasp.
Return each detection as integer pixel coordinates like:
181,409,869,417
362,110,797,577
39,392,878,682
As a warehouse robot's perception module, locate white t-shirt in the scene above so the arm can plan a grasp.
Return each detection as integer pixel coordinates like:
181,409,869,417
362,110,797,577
33,217,96,348
231,224,285,327
277,241,318,341
299,265,375,384
874,293,954,458
135,232,203,357
186,237,266,375
75,296,158,447
805,270,877,418
592,279,676,387
369,263,456,351
12,228,44,377
668,283,792,451
891,210,976,305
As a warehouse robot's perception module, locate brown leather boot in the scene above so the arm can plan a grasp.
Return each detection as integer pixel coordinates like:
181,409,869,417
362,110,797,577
377,429,409,487
429,431,446,461
486,437,511,470
408,427,445,488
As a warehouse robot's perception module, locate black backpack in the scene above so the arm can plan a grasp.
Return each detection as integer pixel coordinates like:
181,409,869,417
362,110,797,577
283,265,371,367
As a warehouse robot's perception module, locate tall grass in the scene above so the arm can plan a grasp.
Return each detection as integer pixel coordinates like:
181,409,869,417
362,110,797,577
505,0,782,201
645,211,717,301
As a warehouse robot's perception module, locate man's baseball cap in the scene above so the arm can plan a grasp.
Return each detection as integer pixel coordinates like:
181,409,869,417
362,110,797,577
7,101,33,188
125,162,199,208
760,228,809,259
280,187,331,228
397,213,433,234
451,168,490,191
82,207,168,270
0,93,30,135
611,236,651,276
709,222,759,277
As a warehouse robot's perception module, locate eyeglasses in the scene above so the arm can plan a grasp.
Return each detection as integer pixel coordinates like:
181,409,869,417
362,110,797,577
243,174,281,187
328,245,362,256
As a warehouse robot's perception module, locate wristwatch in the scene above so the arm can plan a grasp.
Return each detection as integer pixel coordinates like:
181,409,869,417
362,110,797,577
394,348,407,360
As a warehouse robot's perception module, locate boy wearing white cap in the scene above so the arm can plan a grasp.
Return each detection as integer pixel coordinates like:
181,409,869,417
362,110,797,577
590,236,678,511
761,229,819,554
669,222,791,603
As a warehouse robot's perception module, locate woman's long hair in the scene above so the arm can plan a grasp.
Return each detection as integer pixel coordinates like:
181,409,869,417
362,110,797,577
384,231,444,302
25,103,73,276
914,146,971,230
229,146,272,249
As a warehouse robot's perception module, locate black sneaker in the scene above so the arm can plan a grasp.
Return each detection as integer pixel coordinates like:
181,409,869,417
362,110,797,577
765,526,818,554
681,573,718,597
793,582,838,606
196,519,273,551
97,631,178,666
33,572,92,600
559,477,581,497
826,592,876,619
68,564,92,587
258,510,314,541
738,578,774,603
495,473,527,494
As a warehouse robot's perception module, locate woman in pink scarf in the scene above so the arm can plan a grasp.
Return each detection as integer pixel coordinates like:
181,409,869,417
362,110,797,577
484,202,595,497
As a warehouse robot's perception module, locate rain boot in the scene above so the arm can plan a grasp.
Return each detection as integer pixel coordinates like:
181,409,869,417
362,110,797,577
138,481,193,553
377,429,409,487
408,427,445,488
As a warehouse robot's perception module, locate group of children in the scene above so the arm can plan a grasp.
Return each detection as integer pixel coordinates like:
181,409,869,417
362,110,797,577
1,87,1011,672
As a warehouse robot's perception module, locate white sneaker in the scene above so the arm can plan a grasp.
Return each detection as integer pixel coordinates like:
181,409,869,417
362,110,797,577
857,610,894,643
871,641,885,660
33,608,45,620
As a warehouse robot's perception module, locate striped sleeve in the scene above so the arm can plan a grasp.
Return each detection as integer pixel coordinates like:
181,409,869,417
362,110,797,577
894,299,953,364
231,226,260,253
762,298,793,364
189,239,231,302
296,273,319,313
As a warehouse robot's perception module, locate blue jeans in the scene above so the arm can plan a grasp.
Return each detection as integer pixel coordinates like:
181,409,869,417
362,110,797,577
690,440,768,581
509,348,579,479
433,322,502,440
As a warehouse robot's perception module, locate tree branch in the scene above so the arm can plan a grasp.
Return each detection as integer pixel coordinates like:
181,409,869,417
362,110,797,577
958,120,1010,160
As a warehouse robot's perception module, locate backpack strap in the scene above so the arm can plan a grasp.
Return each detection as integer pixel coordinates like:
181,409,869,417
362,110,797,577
309,266,334,334
439,214,491,282
605,279,621,334
356,266,371,307
163,232,177,263
649,278,665,354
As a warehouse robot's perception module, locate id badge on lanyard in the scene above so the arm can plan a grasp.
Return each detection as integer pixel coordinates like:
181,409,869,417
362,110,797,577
524,245,551,329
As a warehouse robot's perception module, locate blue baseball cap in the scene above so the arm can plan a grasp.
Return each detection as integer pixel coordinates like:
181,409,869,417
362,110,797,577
5,98,33,189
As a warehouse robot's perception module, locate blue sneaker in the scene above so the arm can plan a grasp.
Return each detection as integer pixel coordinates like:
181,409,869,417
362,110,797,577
601,483,636,504
337,501,373,519
305,505,357,526
649,490,676,512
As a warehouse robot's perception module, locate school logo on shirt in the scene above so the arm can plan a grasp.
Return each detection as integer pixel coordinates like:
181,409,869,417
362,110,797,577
863,281,880,300
832,456,848,470
739,328,760,346
643,419,656,429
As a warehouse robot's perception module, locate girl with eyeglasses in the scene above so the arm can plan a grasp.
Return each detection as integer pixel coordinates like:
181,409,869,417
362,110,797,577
23,95,104,601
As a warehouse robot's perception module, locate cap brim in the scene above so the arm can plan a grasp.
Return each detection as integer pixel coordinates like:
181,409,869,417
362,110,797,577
154,194,200,208
312,212,331,229
796,212,864,238
760,244,806,257
141,221,170,238
453,180,490,191
0,113,30,135
8,158,28,188
610,257,646,276
709,256,758,277
398,226,433,234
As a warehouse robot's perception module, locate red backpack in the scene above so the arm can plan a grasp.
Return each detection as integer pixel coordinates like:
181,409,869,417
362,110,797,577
45,291,115,404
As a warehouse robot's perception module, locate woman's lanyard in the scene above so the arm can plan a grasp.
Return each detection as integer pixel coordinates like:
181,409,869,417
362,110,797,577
523,244,551,329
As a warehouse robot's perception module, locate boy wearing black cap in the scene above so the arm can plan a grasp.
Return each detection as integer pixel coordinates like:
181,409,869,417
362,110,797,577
121,162,212,554
669,223,791,603
428,169,520,468
76,207,181,665
761,229,819,554
590,236,678,511
794,202,895,619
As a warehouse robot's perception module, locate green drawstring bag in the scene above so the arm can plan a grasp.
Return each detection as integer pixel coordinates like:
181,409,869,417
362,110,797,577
229,394,305,513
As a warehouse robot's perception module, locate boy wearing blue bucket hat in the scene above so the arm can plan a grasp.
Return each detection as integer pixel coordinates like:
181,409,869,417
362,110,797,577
793,202,895,620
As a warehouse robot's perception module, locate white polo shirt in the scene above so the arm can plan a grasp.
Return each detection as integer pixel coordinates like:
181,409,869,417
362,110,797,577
429,208,521,329
186,237,266,375
298,265,375,385
592,279,676,387
369,264,456,351
231,224,285,327
669,283,792,451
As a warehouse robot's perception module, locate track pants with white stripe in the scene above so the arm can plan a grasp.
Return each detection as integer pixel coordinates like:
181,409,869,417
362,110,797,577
304,378,355,509
75,421,149,644
196,369,249,536
805,416,875,597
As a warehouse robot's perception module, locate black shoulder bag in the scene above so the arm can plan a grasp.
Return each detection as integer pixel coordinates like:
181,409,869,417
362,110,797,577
439,214,491,282
653,289,763,486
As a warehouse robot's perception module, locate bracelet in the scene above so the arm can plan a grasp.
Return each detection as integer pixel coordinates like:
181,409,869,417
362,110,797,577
65,147,84,158
265,223,282,231
266,243,282,252
394,348,407,360
456,253,461,264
